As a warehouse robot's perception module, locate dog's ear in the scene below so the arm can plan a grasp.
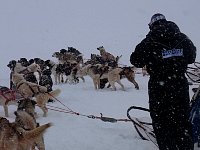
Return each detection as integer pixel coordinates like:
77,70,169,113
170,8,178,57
28,59,34,64
34,58,41,64
12,60,17,66
91,54,96,59
7,63,12,68
45,59,50,65
60,49,67,54
19,58,28,62
68,47,72,51
116,55,122,62
97,46,104,50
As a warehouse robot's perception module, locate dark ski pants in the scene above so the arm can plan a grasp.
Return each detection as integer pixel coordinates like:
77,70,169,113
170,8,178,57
148,78,194,150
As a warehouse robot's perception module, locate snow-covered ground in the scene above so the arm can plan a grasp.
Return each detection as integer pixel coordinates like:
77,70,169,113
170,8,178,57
0,0,199,150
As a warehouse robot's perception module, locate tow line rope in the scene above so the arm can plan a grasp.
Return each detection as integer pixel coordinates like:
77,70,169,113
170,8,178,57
127,106,158,147
47,93,131,123
47,93,158,147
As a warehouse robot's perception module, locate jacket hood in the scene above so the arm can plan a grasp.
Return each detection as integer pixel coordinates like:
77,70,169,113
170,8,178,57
147,20,181,42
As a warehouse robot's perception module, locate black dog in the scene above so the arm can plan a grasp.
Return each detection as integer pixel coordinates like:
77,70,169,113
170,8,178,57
60,49,67,54
39,69,54,102
18,58,30,67
23,73,38,84
39,69,53,92
68,47,82,56
7,60,17,71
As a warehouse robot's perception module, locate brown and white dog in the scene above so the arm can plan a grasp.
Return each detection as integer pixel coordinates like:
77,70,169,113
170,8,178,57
52,51,77,64
103,67,125,91
97,46,116,62
14,110,47,150
76,64,139,90
16,99,47,149
77,64,124,90
12,73,61,117
0,116,51,150
120,66,139,90
87,64,108,90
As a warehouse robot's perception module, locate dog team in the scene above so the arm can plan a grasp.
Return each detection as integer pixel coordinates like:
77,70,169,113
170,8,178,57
0,56,62,149
52,46,142,90
0,86,56,150
0,46,147,150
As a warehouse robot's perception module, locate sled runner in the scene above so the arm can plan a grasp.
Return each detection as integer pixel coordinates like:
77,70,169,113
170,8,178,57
127,106,158,147
127,84,200,147
186,62,200,84
190,84,200,147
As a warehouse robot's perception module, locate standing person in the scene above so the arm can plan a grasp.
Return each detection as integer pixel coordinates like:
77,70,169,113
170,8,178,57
130,13,196,150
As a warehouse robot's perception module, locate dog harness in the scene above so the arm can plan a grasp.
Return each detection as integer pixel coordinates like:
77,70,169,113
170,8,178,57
0,86,16,105
16,82,44,97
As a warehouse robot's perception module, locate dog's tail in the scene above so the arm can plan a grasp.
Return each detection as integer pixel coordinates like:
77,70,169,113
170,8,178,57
23,123,52,140
48,89,61,99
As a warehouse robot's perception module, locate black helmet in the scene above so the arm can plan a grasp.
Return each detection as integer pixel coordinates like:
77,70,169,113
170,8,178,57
148,13,166,27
